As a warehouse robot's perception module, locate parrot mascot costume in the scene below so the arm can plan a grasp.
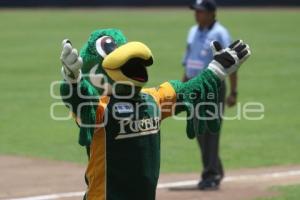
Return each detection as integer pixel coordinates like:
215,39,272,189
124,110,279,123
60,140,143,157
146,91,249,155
59,29,251,200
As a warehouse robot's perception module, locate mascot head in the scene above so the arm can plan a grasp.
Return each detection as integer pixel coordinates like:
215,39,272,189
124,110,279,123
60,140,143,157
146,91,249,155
80,29,153,96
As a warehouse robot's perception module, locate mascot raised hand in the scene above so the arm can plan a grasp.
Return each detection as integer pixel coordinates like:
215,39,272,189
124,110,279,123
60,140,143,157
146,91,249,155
60,29,250,200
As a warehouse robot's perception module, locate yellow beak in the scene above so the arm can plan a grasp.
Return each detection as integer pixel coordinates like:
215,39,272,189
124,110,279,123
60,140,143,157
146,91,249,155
102,42,153,87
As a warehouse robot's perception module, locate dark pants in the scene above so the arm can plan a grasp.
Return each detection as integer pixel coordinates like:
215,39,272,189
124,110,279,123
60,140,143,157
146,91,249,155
197,81,226,182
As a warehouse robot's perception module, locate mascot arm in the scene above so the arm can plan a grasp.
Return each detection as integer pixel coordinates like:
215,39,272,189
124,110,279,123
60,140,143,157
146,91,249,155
155,40,251,139
59,39,100,146
142,69,220,139
60,79,99,146
169,69,221,139
60,79,99,116
142,69,220,140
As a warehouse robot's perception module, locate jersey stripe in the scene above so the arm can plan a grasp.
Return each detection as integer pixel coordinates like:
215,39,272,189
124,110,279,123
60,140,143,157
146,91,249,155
85,96,110,200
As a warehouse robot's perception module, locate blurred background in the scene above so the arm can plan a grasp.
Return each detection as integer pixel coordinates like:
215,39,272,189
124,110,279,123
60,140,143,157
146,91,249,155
1,0,300,7
0,1,299,200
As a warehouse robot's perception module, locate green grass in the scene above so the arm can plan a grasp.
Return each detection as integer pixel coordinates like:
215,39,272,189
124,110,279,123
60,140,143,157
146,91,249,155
257,185,300,200
0,9,299,172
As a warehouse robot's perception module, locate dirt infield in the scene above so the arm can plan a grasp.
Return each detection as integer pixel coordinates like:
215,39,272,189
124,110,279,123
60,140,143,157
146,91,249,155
1,155,300,200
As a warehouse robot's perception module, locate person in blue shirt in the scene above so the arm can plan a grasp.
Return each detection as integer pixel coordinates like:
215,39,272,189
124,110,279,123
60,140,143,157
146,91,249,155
182,0,238,190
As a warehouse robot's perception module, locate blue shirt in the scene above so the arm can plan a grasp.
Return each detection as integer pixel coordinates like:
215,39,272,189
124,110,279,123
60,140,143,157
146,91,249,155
183,21,232,79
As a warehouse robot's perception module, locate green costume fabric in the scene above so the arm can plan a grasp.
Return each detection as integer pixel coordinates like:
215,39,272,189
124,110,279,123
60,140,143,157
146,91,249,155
61,29,222,146
170,69,221,139
61,29,127,146
60,79,99,146
61,70,221,145
104,93,161,200
60,28,223,200
80,29,127,74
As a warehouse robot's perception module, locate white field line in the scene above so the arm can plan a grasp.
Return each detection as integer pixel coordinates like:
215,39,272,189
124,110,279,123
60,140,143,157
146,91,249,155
157,169,300,189
5,169,300,200
4,192,85,200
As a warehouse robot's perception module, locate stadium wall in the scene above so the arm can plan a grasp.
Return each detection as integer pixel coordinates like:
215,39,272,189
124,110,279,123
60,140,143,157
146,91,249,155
0,0,299,7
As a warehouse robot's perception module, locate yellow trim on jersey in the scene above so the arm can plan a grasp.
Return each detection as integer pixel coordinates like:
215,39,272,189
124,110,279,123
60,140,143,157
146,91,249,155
142,82,177,120
85,96,110,200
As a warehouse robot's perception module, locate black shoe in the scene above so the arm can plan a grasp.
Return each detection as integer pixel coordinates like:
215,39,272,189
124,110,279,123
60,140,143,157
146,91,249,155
197,179,220,191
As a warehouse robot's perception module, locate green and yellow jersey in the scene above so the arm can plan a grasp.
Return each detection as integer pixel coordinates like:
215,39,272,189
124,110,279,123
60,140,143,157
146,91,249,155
60,69,221,200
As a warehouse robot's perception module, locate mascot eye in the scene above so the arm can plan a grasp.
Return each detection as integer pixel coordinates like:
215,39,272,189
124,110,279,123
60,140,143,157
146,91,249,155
96,36,118,58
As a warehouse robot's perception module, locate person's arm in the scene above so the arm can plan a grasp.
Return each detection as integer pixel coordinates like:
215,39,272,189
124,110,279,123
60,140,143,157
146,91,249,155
182,72,189,82
219,28,232,48
182,26,197,82
227,71,238,107
182,44,190,82
219,28,238,107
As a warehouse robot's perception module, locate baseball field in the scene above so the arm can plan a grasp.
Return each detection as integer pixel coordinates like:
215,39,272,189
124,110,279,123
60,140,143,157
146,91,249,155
0,8,300,200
